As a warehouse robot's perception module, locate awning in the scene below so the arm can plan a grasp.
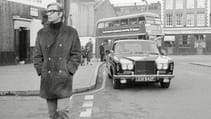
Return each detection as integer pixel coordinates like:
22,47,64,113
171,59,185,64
164,36,175,41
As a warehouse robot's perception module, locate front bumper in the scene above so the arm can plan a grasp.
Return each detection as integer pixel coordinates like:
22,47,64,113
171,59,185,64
113,74,174,81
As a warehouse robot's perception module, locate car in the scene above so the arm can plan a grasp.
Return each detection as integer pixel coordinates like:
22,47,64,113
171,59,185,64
106,39,174,89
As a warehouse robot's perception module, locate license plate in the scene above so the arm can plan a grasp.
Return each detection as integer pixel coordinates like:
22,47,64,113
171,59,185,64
136,76,154,82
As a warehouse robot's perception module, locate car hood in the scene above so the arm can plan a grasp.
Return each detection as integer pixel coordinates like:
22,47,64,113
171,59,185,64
115,54,172,62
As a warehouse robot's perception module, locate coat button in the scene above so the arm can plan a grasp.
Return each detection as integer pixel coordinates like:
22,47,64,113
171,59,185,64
47,45,50,48
59,44,63,47
48,70,51,74
48,57,51,61
59,57,62,60
59,70,62,73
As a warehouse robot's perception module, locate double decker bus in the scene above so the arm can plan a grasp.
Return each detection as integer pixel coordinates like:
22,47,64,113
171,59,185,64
95,12,164,58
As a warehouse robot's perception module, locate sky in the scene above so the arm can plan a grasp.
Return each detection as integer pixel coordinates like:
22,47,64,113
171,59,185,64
109,0,161,6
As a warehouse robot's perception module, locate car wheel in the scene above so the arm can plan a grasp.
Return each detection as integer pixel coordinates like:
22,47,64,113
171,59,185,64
160,80,170,88
113,78,121,89
108,67,113,79
108,69,112,79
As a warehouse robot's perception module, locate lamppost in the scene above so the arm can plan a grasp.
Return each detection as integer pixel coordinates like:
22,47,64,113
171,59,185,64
142,0,149,12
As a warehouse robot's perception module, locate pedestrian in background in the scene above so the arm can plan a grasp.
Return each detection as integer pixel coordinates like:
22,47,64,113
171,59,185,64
85,38,93,65
99,42,105,62
81,46,86,66
33,2,81,119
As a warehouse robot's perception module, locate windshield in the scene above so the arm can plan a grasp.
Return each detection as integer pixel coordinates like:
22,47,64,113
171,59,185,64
114,41,159,55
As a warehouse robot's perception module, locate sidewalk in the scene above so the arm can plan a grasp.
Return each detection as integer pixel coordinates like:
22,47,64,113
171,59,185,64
170,55,211,67
0,59,103,96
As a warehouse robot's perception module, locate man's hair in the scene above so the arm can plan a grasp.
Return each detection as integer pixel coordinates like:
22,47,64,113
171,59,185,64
47,2,65,21
47,2,64,11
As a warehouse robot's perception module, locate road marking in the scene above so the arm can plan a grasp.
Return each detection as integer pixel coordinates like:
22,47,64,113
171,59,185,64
80,108,92,117
85,95,94,100
82,101,93,107
102,69,107,89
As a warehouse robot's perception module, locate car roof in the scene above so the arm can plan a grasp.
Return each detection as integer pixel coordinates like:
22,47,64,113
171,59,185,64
114,39,155,44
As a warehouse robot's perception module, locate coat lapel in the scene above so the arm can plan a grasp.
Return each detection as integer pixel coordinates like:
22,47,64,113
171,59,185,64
46,23,67,48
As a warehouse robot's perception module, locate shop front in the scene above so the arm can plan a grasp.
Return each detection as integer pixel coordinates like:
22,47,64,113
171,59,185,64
164,27,211,55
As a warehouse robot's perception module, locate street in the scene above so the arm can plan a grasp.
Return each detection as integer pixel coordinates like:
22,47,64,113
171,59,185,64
0,56,211,119
71,56,211,119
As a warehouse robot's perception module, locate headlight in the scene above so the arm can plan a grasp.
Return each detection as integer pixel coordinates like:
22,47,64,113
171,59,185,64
157,63,169,70
156,56,169,70
163,63,168,69
127,63,134,70
121,64,127,70
120,59,134,70
157,63,163,69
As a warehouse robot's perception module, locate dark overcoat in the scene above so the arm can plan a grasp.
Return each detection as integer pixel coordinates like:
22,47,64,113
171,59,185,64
33,23,81,99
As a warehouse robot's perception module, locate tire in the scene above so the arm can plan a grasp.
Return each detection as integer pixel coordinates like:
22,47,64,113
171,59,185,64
113,78,121,89
108,73,112,79
108,66,113,79
160,81,170,88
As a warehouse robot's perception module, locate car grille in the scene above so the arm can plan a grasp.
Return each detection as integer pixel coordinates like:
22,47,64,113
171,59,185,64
134,61,156,75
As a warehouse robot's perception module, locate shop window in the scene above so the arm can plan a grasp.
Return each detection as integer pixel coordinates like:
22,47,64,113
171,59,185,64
179,35,191,47
195,35,206,48
164,41,175,47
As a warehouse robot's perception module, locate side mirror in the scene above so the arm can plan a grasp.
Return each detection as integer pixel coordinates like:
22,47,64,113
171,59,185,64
160,49,167,56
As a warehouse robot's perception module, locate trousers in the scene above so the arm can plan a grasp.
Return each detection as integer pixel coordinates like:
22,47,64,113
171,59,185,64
46,97,72,119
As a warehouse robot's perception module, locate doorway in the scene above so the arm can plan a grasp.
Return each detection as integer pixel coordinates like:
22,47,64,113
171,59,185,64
15,27,30,64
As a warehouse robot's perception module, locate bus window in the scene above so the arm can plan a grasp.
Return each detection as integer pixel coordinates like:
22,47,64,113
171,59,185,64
120,19,128,25
105,21,113,28
129,18,138,25
113,20,120,27
138,17,145,24
97,22,104,28
155,18,161,24
146,17,155,24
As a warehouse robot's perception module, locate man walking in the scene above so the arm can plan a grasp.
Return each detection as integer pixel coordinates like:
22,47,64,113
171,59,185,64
33,2,81,119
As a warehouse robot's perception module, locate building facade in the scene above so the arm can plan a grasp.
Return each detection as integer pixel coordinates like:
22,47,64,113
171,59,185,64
68,0,116,57
162,0,211,55
113,2,161,17
0,0,57,66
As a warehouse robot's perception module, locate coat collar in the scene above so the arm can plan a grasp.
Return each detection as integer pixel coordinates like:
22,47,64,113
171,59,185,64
45,23,67,47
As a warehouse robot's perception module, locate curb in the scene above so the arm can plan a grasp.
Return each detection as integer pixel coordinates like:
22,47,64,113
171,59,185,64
190,63,211,67
0,90,39,96
0,63,104,96
72,62,103,93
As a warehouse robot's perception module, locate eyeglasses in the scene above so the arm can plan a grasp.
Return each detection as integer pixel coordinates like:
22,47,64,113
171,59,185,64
47,10,61,14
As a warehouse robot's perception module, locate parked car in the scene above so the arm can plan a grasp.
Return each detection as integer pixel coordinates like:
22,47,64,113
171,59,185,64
106,39,174,89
